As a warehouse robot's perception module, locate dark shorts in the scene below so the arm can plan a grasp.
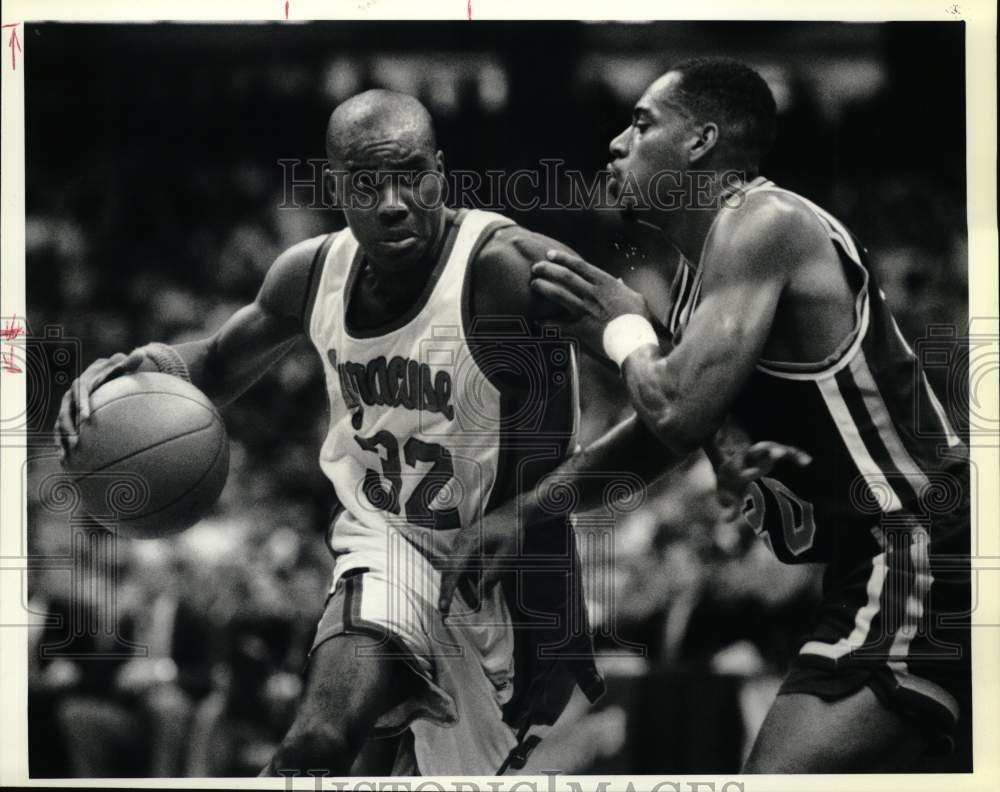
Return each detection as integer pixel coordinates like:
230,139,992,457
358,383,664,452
779,505,971,755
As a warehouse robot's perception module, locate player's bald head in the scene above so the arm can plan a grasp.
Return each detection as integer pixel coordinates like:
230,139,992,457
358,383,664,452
326,90,437,165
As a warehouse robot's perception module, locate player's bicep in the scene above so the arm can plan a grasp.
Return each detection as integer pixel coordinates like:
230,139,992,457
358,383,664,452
670,275,782,394
623,214,793,452
177,237,324,404
475,228,581,324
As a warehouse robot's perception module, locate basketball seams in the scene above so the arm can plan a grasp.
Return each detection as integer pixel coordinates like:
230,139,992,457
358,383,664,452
69,418,222,478
114,424,228,525
89,388,219,431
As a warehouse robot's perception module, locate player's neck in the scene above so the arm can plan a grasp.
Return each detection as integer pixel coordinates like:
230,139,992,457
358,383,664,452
661,172,750,265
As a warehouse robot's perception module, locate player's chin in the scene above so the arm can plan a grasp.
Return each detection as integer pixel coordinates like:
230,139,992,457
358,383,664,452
372,236,425,265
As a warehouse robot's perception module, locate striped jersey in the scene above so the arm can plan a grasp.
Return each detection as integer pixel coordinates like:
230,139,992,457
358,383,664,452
667,177,968,564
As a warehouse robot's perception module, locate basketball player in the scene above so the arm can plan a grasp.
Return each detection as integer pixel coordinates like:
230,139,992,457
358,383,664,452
55,88,782,776
441,59,971,772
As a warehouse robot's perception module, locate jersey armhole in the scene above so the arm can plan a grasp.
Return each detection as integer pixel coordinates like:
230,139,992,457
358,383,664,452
459,219,521,372
302,232,338,335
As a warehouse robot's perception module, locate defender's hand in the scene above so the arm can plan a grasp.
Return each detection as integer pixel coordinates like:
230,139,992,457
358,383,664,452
715,441,812,519
531,250,651,358
438,502,520,616
55,350,145,461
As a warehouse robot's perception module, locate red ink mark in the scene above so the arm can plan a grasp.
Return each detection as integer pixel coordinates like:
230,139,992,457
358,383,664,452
3,23,20,71
0,314,24,341
467,1,472,21
1,348,21,374
285,2,289,20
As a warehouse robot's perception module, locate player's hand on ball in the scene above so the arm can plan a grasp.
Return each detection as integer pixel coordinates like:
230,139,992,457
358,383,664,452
55,350,145,461
531,250,651,357
715,441,812,520
438,501,520,616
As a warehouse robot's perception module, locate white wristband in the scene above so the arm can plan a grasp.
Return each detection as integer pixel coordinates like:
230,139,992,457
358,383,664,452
602,314,659,368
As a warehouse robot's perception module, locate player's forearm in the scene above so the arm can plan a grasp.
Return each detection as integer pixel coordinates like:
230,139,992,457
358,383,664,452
173,335,297,407
620,344,723,458
512,415,685,524
133,299,302,407
132,333,296,408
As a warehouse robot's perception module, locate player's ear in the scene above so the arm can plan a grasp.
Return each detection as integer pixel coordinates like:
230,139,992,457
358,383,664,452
688,122,719,165
434,150,445,174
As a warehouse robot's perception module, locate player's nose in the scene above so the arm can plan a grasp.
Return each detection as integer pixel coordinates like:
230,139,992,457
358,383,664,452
377,184,409,224
609,127,629,160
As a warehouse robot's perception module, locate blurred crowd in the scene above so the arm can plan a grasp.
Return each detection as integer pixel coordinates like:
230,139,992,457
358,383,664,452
24,21,967,776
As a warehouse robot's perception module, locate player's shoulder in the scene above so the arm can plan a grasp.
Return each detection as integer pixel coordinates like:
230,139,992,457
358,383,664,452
476,223,576,270
258,232,338,326
469,221,575,324
706,186,831,275
268,233,335,279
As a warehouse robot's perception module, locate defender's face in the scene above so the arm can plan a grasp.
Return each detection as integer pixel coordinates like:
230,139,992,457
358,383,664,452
331,140,445,269
607,72,695,215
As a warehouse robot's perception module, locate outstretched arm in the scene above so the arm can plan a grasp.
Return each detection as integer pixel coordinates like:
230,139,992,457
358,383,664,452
438,409,807,612
55,235,327,459
531,197,820,453
440,203,816,613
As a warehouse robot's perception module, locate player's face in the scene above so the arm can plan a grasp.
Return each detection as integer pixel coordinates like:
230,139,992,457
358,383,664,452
607,72,697,217
331,139,445,270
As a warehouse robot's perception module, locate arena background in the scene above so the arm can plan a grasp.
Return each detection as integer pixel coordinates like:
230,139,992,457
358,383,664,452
23,20,968,777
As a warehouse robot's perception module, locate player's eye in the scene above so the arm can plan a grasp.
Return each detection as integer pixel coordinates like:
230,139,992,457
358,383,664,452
351,171,377,190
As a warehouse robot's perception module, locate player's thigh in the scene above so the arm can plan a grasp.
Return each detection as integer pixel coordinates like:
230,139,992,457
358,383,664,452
293,632,420,744
743,687,927,773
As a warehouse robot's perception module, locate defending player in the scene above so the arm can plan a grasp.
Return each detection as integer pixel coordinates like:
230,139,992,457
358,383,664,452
441,59,971,772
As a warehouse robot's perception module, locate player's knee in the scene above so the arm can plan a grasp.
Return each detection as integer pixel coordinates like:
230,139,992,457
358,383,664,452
271,722,354,774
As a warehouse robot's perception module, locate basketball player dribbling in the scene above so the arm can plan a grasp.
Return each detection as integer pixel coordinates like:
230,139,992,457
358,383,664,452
442,59,972,772
55,89,787,775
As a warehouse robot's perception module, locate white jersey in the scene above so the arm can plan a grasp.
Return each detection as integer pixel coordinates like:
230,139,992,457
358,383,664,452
304,211,597,770
308,209,527,563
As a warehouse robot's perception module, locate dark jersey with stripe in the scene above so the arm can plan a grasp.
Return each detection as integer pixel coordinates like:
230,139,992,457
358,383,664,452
667,178,968,564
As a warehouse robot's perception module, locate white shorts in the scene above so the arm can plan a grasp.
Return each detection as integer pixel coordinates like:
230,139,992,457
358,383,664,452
311,535,519,775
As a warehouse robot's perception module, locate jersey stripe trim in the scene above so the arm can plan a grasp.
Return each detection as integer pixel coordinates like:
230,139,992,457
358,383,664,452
755,273,870,381
816,376,905,512
834,358,922,507
849,351,931,499
886,312,963,448
921,371,963,448
747,182,872,380
800,551,887,660
301,232,337,332
668,263,691,335
886,525,960,721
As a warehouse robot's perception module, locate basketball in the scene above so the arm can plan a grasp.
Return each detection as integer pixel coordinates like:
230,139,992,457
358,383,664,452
64,372,230,539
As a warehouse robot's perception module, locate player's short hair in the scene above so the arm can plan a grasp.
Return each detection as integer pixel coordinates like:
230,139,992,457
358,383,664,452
669,57,777,165
327,89,437,161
